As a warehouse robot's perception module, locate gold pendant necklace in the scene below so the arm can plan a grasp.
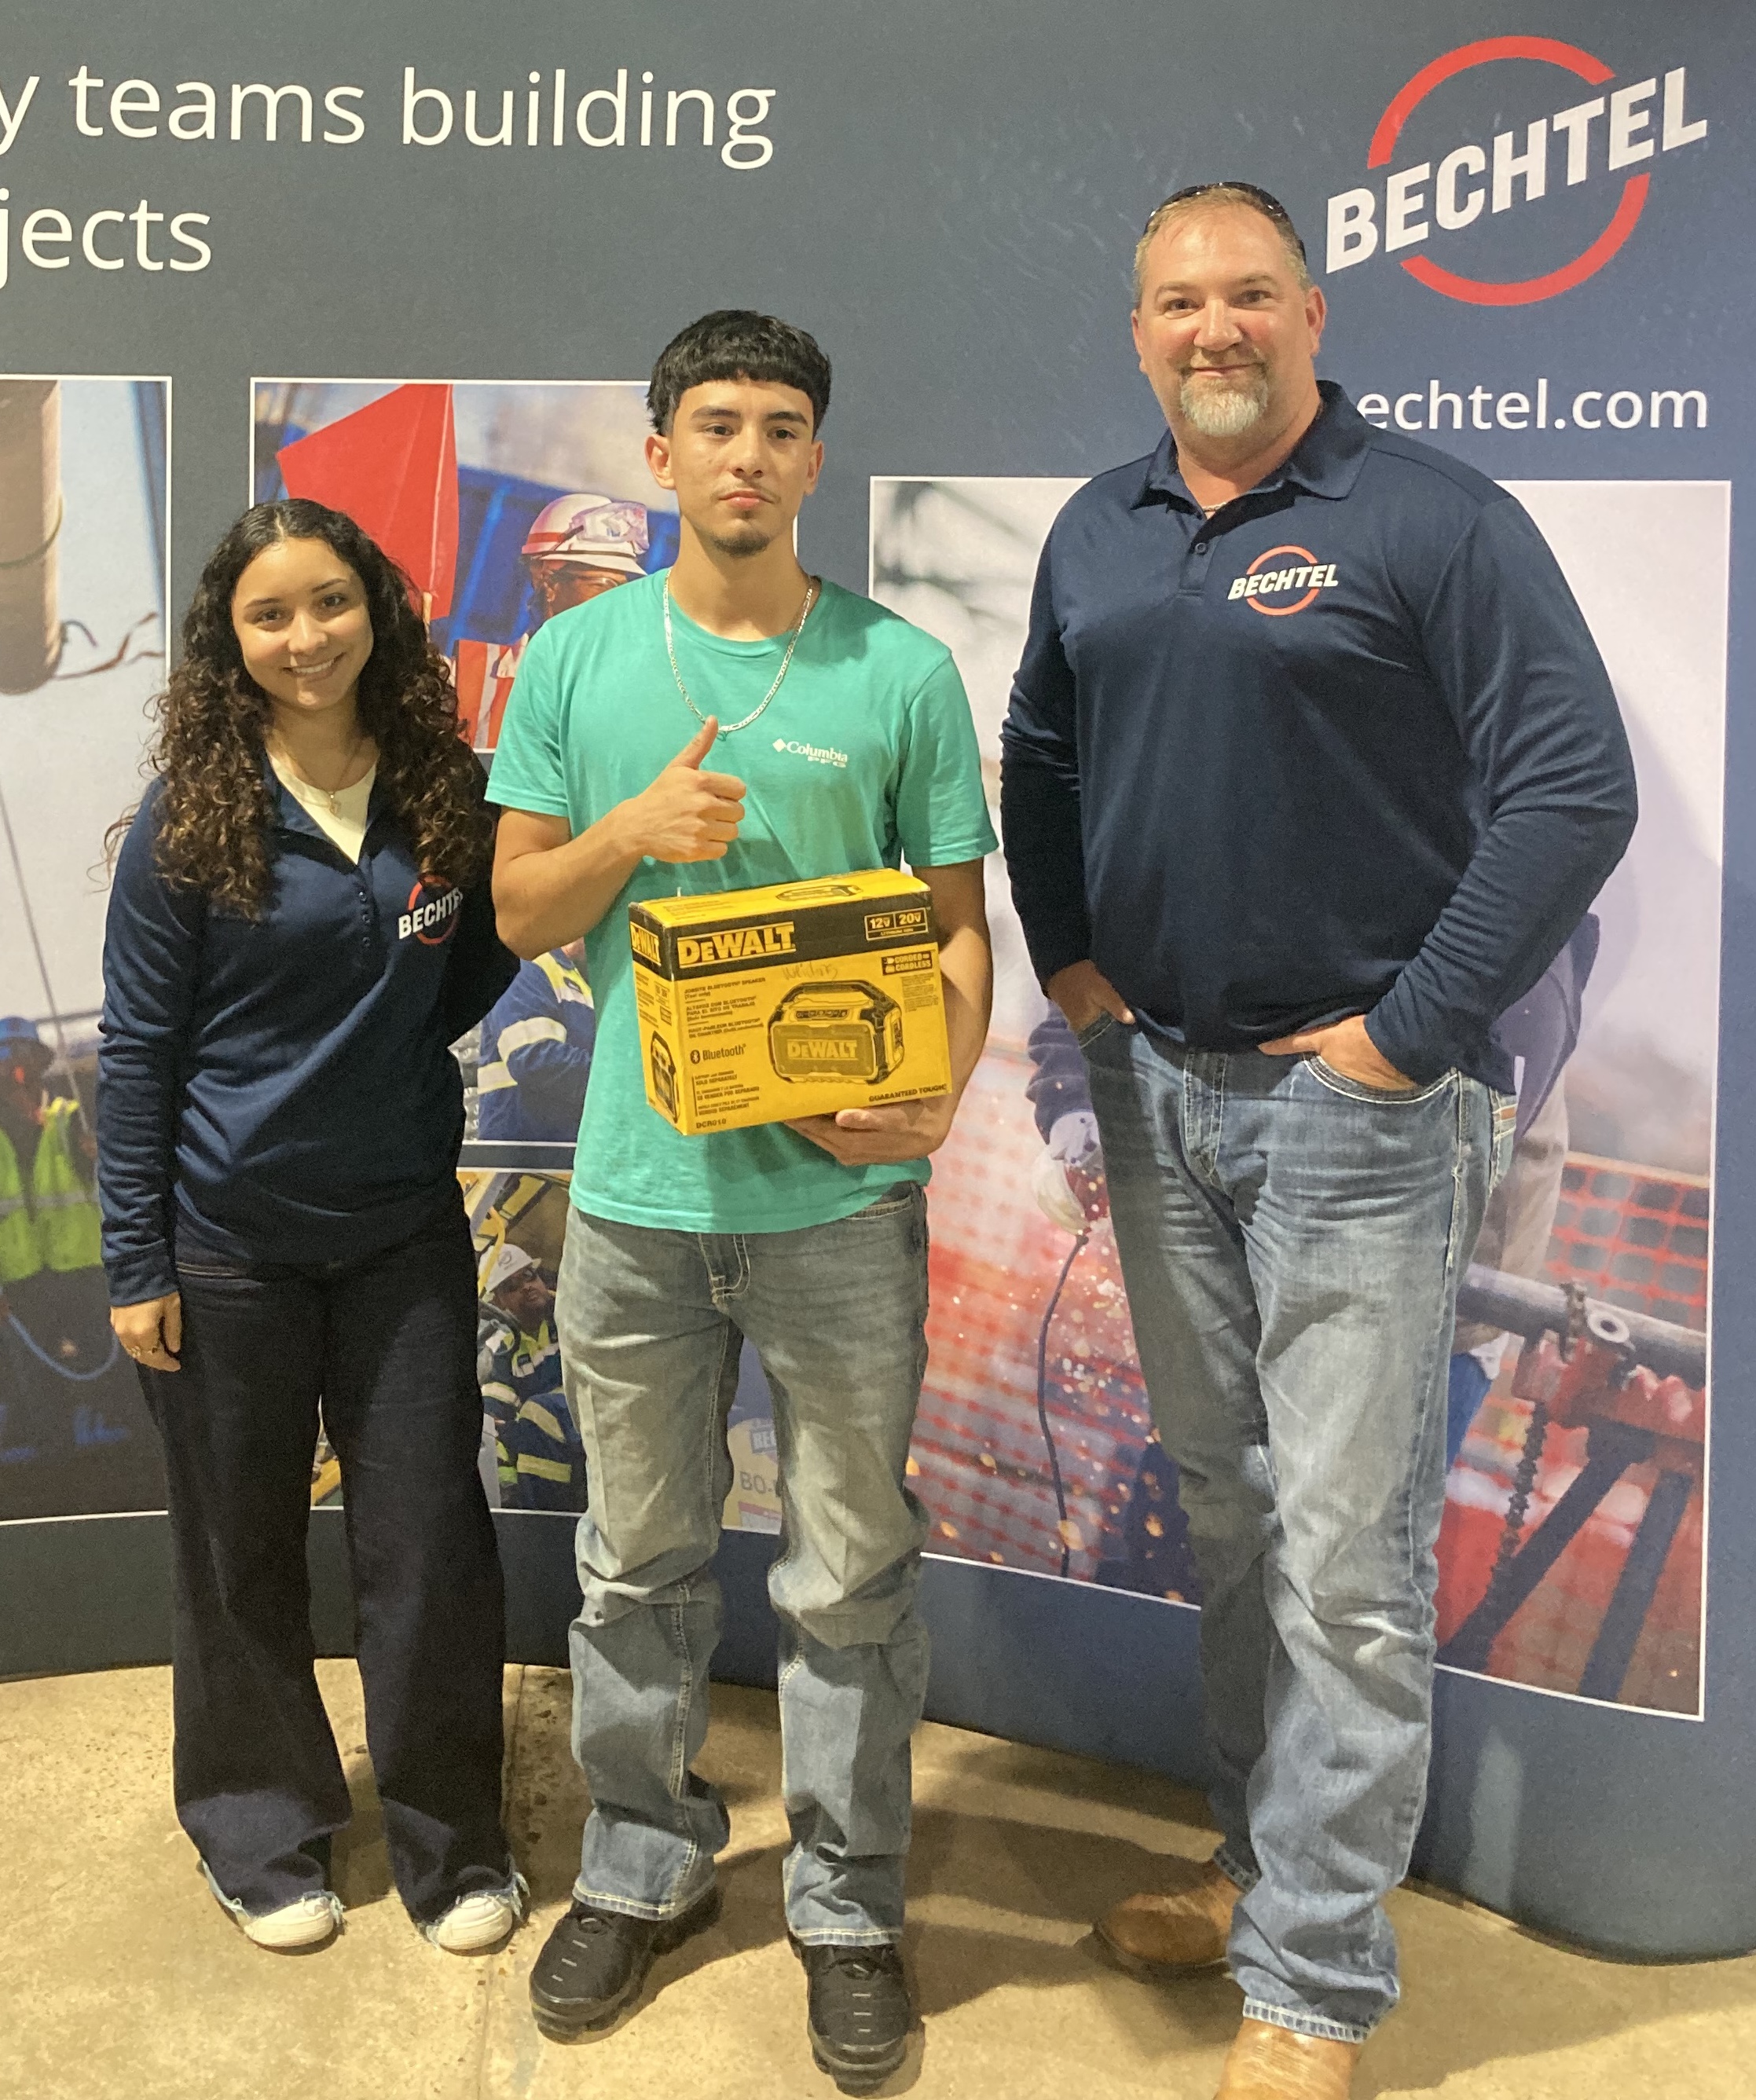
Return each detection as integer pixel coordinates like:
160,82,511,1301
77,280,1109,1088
274,733,369,813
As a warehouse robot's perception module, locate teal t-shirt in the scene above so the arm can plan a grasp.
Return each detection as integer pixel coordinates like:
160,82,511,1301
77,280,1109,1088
486,572,997,1232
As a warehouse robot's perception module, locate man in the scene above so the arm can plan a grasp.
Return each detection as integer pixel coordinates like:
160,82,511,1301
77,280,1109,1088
0,1017,156,1517
475,942,596,1145
489,309,994,2089
453,493,651,753
1000,185,1635,2098
0,1018,98,1399
522,491,652,621
477,1243,585,1510
0,1018,101,1299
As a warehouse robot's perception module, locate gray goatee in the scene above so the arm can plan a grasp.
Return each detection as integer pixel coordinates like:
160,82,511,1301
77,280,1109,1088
1179,365,1270,438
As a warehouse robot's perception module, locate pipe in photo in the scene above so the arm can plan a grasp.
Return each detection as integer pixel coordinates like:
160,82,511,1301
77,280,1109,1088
0,379,63,695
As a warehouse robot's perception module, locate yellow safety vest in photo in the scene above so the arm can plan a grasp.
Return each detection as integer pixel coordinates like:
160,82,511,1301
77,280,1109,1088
0,1098,102,1285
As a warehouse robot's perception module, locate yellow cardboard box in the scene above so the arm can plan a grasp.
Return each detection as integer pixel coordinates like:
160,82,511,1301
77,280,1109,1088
629,870,951,1135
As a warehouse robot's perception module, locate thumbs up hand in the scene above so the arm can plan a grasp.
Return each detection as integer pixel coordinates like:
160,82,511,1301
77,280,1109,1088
619,716,747,863
672,719,721,772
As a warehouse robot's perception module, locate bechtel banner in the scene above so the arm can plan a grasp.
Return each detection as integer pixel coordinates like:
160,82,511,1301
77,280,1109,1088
0,3,1747,1952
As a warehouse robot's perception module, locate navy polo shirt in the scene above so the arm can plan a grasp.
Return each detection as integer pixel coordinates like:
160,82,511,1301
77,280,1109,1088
999,383,1637,1088
98,771,516,1304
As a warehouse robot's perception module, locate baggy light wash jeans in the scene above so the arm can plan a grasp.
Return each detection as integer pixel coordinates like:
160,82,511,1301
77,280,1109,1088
554,1185,931,1945
1080,1019,1512,2042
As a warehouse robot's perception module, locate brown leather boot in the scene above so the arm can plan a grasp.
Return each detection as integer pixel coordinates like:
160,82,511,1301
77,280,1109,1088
1213,2018,1361,2098
1094,1856,1240,1976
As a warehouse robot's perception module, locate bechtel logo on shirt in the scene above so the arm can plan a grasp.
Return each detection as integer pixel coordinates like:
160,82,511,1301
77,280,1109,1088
399,879,463,944
1227,545,1340,616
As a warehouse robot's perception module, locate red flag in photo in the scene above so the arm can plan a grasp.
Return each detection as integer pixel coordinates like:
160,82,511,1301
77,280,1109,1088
277,384,460,619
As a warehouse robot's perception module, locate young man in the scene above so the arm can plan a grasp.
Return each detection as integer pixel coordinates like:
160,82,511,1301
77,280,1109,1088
1001,188,1635,2098
489,310,994,2089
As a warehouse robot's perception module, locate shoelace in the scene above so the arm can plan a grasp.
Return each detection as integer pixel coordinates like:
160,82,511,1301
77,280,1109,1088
819,1947,904,1988
819,1951,904,2037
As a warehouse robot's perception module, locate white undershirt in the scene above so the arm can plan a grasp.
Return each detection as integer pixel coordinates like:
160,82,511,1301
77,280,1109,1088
269,749,376,865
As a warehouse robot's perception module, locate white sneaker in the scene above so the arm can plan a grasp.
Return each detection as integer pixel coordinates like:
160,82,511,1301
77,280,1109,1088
240,1893,342,1951
430,1887,522,1954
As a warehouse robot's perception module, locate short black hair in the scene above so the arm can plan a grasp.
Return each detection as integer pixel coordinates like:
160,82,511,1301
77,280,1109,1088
647,310,832,435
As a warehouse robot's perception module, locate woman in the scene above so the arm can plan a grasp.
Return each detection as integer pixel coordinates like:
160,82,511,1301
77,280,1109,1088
100,500,522,1954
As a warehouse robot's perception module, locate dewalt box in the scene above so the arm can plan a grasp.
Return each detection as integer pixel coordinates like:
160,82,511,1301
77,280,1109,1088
628,870,951,1135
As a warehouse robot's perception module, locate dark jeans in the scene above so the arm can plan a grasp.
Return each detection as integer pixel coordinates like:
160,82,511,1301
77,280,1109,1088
140,1191,511,1922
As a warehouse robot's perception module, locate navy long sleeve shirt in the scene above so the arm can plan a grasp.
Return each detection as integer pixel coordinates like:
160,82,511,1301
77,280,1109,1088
98,771,517,1305
999,384,1637,1090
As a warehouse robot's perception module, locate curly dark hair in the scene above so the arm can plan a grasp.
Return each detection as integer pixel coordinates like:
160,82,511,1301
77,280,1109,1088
116,499,493,917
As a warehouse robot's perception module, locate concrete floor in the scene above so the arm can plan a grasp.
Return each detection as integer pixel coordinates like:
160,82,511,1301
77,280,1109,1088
2,1662,1753,2100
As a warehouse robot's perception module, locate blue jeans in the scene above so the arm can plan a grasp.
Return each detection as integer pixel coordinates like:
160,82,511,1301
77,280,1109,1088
1080,1021,1510,2041
555,1186,931,1944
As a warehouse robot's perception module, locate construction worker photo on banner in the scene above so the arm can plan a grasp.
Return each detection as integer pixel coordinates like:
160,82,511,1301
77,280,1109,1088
466,495,654,1144
1,1015,160,1517
1,373,170,1523
476,1239,587,1511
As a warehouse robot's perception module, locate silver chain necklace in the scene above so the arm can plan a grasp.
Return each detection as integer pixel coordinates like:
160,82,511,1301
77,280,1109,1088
663,575,819,735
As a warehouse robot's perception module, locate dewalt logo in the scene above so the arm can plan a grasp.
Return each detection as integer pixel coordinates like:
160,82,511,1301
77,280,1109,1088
630,921,662,966
676,921,797,969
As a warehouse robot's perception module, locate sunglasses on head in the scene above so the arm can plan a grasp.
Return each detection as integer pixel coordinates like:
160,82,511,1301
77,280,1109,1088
1153,182,1307,263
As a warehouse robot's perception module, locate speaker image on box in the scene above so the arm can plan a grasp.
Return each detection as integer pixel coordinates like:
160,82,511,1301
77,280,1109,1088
768,981,905,1084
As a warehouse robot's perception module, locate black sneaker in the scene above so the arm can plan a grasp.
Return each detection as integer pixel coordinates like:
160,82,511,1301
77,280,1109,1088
791,1937,912,2093
529,1886,720,2040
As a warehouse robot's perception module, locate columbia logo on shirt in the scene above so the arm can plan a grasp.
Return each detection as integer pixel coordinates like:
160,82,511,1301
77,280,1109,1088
398,879,462,944
1227,544,1340,617
772,736,849,768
